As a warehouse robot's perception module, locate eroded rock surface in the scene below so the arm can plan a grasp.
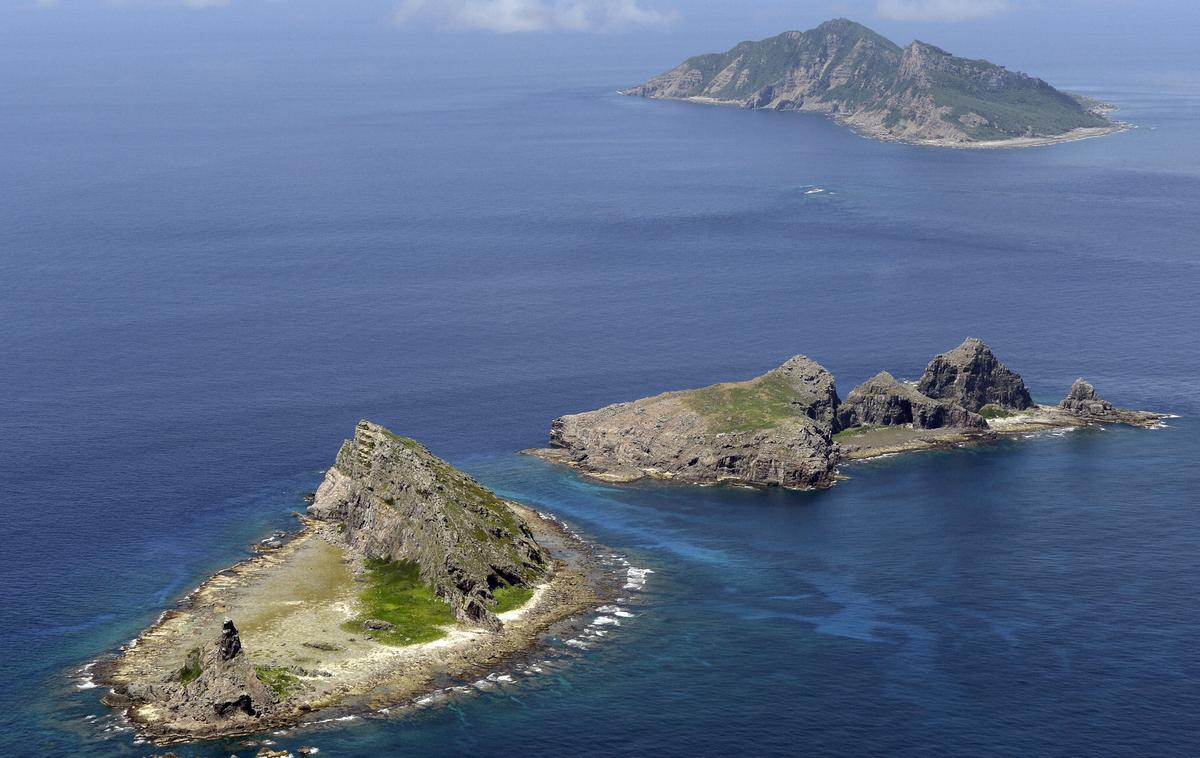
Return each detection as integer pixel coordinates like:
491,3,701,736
544,356,842,489
1059,378,1161,426
917,338,1034,412
837,371,986,430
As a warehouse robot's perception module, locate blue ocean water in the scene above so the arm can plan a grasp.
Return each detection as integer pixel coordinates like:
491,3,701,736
2,52,1199,756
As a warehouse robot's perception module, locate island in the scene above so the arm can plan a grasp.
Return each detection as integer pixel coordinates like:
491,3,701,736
621,18,1123,148
94,421,614,744
526,338,1166,489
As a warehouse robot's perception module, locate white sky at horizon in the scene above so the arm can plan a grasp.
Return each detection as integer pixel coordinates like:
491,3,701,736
3,1,1199,86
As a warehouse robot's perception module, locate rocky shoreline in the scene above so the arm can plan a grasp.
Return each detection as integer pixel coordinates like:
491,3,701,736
526,339,1168,489
94,423,619,745
644,94,1129,150
622,19,1121,149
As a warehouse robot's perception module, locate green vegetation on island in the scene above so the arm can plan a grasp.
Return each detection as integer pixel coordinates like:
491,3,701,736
343,559,458,646
623,18,1116,146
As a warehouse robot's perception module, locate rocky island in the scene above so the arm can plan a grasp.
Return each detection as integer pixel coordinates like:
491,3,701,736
527,339,1166,489
95,421,613,744
622,18,1123,148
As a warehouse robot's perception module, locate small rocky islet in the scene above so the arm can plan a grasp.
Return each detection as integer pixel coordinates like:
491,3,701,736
96,421,614,744
527,338,1165,489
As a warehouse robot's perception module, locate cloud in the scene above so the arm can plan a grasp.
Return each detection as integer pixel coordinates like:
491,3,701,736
394,0,678,33
876,0,1010,21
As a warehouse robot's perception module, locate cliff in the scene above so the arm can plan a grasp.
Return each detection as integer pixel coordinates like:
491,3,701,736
622,18,1118,147
544,356,841,489
308,420,547,628
837,371,986,430
918,338,1034,412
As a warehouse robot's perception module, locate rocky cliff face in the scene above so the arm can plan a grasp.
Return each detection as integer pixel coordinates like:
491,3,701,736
917,338,1035,412
837,371,986,430
309,421,546,628
547,356,841,489
622,18,1113,145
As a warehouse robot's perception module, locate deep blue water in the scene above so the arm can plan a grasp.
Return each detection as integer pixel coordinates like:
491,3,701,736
3,52,1200,756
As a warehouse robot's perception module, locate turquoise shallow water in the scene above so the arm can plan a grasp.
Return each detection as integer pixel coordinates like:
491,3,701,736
2,51,1199,756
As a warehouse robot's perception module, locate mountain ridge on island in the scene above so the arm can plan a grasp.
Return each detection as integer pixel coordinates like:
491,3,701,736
622,18,1122,148
526,338,1166,489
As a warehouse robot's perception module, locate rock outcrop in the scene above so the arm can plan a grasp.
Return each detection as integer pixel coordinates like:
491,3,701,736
1059,378,1161,427
127,620,280,733
622,18,1116,146
837,371,986,430
308,421,547,628
544,356,842,489
917,338,1034,412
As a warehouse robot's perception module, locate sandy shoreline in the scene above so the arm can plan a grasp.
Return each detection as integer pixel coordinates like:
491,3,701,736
93,504,618,745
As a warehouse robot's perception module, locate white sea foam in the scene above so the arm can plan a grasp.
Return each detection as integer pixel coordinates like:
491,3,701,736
624,567,654,590
591,615,620,626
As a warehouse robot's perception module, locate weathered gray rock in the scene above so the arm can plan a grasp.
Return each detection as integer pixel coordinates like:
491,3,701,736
837,371,987,430
150,619,278,728
917,338,1034,412
308,421,547,629
1059,378,1162,426
541,356,841,489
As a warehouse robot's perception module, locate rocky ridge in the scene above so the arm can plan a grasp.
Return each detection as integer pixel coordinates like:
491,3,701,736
307,420,547,629
530,338,1164,488
622,18,1118,146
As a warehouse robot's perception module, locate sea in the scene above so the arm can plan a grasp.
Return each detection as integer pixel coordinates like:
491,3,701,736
2,43,1199,757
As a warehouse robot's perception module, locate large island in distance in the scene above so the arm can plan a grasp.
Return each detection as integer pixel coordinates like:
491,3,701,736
96,421,613,744
622,18,1123,148
526,339,1165,489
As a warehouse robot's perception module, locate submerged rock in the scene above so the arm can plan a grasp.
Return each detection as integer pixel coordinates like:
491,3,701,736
838,371,987,430
917,338,1034,412
308,421,547,629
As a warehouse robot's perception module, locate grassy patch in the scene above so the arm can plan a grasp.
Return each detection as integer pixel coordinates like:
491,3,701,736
682,373,803,434
343,559,457,646
492,584,535,614
978,404,1015,419
254,665,299,699
178,647,202,685
833,424,882,440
